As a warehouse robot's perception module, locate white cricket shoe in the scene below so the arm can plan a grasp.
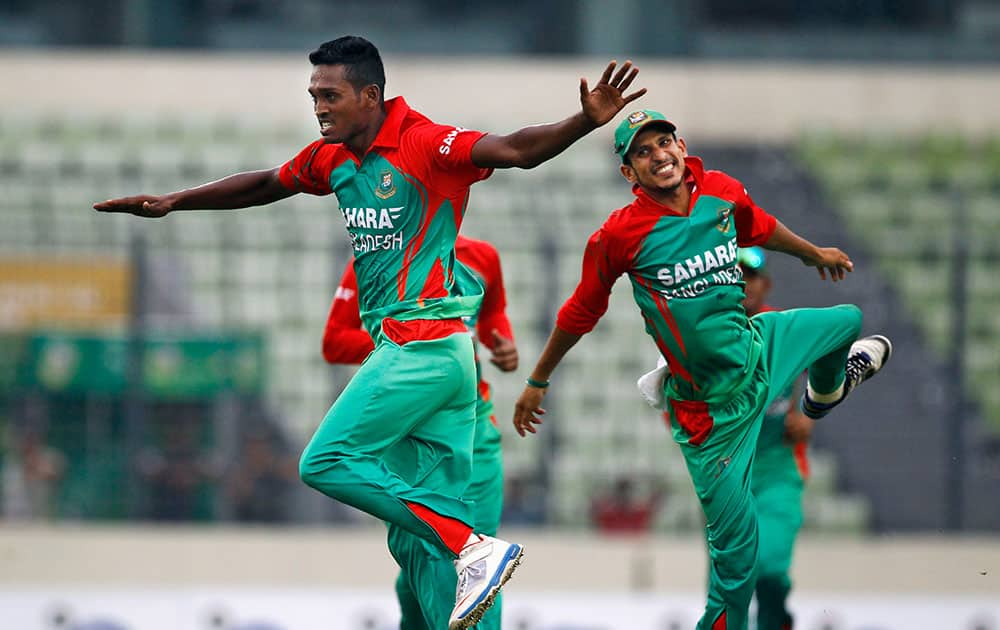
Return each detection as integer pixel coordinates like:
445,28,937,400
801,334,893,419
448,535,524,630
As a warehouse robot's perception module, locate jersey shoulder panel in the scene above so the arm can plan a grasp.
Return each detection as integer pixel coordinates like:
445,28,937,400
700,169,746,203
397,116,491,195
456,234,500,263
602,202,662,261
279,140,351,195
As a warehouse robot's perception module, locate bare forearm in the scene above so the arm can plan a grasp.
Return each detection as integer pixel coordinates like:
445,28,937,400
763,220,821,264
471,60,646,169
473,112,597,170
529,326,583,382
168,169,292,211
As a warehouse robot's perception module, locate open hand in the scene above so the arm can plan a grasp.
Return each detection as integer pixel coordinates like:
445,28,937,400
513,385,547,437
580,60,647,127
489,329,519,372
94,195,173,218
804,247,853,282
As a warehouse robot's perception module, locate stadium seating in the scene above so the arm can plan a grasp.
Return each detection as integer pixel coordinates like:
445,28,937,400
796,131,1000,430
0,115,871,531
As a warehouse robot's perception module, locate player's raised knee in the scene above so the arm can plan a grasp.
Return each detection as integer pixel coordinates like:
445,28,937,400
298,444,354,491
835,303,863,337
298,446,327,489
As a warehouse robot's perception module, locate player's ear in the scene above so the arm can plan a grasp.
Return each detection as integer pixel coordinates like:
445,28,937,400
676,136,687,156
362,84,381,110
620,163,636,183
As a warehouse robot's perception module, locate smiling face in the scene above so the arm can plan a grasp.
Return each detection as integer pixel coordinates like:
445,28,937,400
308,64,381,146
620,127,688,195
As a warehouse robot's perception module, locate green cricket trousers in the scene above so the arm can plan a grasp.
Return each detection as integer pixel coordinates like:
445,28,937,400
299,330,479,550
391,404,505,629
667,305,862,630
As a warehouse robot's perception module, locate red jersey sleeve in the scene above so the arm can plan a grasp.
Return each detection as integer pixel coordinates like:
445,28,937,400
732,181,777,247
278,140,337,196
401,123,493,196
474,245,514,349
556,221,630,335
321,261,375,364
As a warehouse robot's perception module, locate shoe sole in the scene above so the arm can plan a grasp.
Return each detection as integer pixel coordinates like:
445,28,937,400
449,546,524,630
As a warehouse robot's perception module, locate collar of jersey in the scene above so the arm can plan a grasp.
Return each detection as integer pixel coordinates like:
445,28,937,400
368,96,410,150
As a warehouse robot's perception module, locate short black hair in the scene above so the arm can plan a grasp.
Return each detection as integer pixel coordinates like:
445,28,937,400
309,36,386,100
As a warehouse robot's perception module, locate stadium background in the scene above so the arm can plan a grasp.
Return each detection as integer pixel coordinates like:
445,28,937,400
0,1,998,628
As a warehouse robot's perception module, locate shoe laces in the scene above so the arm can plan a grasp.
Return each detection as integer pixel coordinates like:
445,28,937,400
455,567,469,599
455,558,486,599
844,350,872,392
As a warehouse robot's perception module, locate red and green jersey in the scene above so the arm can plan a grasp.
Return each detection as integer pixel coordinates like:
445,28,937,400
322,235,514,411
280,97,493,338
557,157,777,405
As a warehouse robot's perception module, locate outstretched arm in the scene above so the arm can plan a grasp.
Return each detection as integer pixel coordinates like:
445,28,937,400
765,219,854,282
470,61,647,170
513,224,626,436
94,168,293,218
512,326,583,437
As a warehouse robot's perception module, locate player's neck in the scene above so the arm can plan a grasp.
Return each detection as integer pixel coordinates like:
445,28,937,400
645,183,692,216
345,110,388,158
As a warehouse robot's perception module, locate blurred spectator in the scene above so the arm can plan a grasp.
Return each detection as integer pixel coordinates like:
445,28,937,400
589,477,663,534
205,605,286,630
48,605,129,630
225,426,297,523
1,425,66,520
970,613,998,630
135,417,222,521
500,475,547,526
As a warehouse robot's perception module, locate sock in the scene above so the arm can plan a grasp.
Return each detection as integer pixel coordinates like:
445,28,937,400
405,501,473,556
807,381,844,404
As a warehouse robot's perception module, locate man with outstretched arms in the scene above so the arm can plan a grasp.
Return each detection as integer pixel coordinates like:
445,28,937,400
513,111,891,630
94,35,645,629
323,235,516,630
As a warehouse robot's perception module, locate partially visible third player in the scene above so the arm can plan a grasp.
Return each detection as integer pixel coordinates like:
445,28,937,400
739,246,814,630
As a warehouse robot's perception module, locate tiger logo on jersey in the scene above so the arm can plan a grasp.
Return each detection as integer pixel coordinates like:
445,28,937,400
716,207,733,233
375,170,396,199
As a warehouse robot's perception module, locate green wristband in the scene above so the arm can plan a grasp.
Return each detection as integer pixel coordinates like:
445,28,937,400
526,377,550,388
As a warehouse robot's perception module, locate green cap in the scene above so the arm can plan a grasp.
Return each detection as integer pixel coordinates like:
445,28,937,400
613,110,677,162
737,246,768,275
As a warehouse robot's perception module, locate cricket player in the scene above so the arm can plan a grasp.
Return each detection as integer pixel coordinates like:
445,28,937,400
513,111,891,630
95,36,645,629
322,235,516,629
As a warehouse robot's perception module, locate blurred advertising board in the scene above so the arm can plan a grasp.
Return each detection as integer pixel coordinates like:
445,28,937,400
12,331,265,397
0,588,997,630
0,256,130,330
